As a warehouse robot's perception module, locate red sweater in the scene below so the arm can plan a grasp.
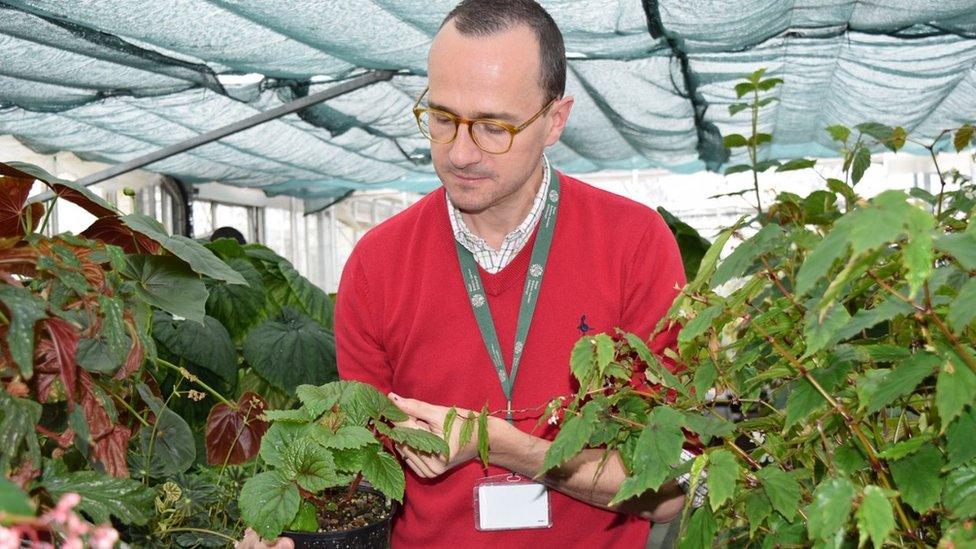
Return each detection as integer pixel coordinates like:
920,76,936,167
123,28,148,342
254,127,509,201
336,173,685,549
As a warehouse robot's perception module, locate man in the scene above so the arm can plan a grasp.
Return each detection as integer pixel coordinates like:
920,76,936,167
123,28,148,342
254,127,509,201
336,1,688,546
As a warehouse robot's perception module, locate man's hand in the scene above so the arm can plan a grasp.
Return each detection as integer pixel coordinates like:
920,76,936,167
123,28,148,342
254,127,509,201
388,393,494,478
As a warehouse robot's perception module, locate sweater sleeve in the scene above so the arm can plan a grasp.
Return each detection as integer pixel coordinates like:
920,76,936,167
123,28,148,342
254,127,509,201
621,211,686,372
335,247,393,394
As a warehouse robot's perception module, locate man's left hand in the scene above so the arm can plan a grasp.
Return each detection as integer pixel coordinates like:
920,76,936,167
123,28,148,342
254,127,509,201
388,393,494,478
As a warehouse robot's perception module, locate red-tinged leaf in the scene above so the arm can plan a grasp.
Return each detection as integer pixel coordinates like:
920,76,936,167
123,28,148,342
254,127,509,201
81,217,160,255
79,371,130,477
206,392,270,465
0,174,42,238
114,319,144,380
33,317,80,404
0,161,117,219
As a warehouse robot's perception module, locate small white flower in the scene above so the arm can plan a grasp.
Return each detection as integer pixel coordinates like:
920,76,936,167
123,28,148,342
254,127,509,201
529,264,543,278
548,189,559,203
471,294,486,308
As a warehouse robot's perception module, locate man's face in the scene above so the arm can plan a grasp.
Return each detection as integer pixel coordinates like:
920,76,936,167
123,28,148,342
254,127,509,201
426,22,568,215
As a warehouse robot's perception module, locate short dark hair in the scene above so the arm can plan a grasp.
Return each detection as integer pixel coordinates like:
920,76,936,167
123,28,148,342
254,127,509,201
441,0,566,103
210,226,246,244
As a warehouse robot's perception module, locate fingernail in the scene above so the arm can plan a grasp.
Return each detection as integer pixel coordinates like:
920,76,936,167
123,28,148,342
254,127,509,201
389,392,400,401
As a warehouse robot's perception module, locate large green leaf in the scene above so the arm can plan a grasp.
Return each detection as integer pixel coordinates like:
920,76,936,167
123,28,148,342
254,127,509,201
806,477,855,542
0,285,47,378
152,312,237,391
889,444,942,513
542,402,599,473
41,468,153,525
712,224,784,286
122,213,246,285
802,301,851,357
678,506,717,549
936,351,976,425
205,257,268,340
315,425,378,450
343,381,407,425
281,439,339,492
944,465,976,518
831,295,913,346
784,362,850,428
690,226,734,293
862,352,939,414
136,384,195,477
260,423,324,468
124,254,208,323
2,161,117,217
610,406,685,505
239,470,300,540
876,433,934,461
947,278,976,334
569,337,596,386
707,449,739,511
360,446,405,502
243,307,337,394
744,489,772,537
935,232,976,271
856,485,895,548
947,408,976,468
279,262,334,330
757,466,800,522
850,145,871,184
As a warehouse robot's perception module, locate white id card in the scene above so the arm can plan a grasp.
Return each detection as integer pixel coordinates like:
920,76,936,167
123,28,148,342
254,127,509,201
474,474,552,531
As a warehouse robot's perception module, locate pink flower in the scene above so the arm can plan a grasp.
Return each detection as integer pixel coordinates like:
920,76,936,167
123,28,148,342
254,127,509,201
50,492,82,523
0,526,22,549
61,537,83,549
90,525,120,549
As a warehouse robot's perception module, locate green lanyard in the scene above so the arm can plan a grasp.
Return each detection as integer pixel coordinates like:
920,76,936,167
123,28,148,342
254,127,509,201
455,167,560,422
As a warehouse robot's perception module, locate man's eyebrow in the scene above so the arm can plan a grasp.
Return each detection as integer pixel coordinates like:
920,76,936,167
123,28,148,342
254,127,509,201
427,101,519,123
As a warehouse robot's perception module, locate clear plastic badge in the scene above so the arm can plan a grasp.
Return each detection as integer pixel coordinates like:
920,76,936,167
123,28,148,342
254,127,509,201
474,473,552,531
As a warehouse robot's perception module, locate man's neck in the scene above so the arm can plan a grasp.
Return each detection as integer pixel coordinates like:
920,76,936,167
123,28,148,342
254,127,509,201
460,164,545,250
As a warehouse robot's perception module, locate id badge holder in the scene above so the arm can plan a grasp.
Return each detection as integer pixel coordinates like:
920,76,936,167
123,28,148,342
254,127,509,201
474,473,552,531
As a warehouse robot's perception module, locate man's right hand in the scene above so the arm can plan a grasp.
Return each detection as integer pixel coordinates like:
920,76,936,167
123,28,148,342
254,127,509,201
234,528,294,549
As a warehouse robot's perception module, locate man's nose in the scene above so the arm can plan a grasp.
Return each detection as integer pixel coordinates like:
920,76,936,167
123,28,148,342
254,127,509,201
448,124,483,169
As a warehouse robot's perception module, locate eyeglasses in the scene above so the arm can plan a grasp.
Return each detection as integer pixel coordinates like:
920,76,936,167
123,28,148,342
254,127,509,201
412,87,555,154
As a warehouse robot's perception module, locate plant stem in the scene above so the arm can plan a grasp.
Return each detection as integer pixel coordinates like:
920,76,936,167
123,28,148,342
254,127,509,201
37,196,58,236
760,256,803,312
161,527,238,543
926,130,951,218
153,357,234,407
922,283,976,375
112,393,150,428
750,88,763,216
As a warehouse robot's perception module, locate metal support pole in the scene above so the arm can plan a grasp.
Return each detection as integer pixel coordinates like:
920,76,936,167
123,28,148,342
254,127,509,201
30,70,396,203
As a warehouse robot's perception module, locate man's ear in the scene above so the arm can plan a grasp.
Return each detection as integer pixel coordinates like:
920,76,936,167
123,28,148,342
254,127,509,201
544,95,574,147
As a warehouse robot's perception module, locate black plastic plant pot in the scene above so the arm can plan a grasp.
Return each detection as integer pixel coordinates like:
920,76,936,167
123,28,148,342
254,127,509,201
281,487,398,549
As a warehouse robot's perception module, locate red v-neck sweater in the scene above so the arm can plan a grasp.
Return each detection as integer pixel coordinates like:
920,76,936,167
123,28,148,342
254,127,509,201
336,172,685,549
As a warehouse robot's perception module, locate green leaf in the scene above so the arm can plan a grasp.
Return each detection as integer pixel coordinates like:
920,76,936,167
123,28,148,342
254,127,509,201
757,467,800,522
289,500,318,532
835,444,869,476
0,478,33,516
758,77,783,91
902,230,934,297
889,444,942,513
136,385,196,477
205,257,268,340
260,422,315,468
239,471,300,540
681,413,734,445
953,123,974,152
832,296,913,346
76,295,129,374
458,413,475,450
0,392,42,471
826,125,851,143
723,164,752,175
610,407,685,505
936,353,976,425
948,278,976,333
712,224,783,286
678,506,717,549
124,254,208,323
243,308,337,394
775,158,816,172
707,449,739,511
443,407,458,449
542,402,599,473
477,405,489,468
41,468,153,525
0,285,47,378
785,363,850,428
877,433,935,461
935,232,976,270
122,213,246,285
625,333,688,397
360,447,405,502
594,333,615,375
569,337,596,386
723,134,748,148
152,312,237,391
795,226,848,296
850,145,871,185
827,178,857,205
864,352,939,414
745,490,772,537
381,424,449,455
342,382,407,425
318,425,378,450
802,301,851,357
947,408,976,468
296,380,356,418
856,485,895,549
279,261,334,330
943,465,976,518
754,159,780,172
806,477,856,541
678,303,725,344
735,82,755,98
281,439,338,492
729,103,750,116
